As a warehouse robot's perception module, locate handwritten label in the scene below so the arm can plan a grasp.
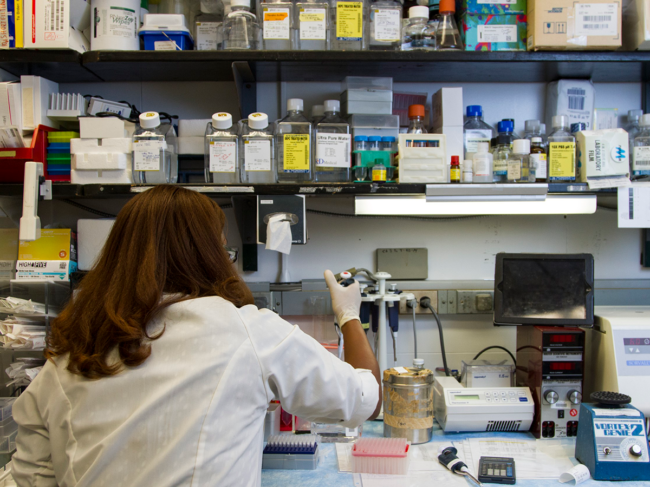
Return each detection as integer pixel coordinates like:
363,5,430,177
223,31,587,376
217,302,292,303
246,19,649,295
300,8,327,40
133,140,164,171
209,141,237,173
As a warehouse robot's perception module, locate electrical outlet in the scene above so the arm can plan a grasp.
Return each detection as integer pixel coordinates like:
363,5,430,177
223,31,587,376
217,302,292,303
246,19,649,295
457,290,495,314
399,290,438,314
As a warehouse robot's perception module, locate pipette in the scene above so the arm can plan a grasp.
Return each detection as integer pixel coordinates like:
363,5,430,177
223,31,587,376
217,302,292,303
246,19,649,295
438,446,483,487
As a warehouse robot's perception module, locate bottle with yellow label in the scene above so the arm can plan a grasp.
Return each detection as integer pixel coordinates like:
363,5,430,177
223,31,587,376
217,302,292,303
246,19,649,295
296,0,329,49
330,0,368,50
548,115,576,183
276,98,313,182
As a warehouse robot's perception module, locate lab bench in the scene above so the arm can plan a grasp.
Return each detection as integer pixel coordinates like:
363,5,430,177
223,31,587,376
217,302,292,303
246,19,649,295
261,421,650,487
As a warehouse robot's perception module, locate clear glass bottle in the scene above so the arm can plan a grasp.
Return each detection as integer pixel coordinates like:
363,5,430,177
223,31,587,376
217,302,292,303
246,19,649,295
472,142,493,183
436,0,461,50
492,134,511,183
464,105,494,159
499,119,519,140
626,109,644,178
632,114,650,181
330,0,368,51
296,0,329,50
241,112,276,184
223,0,260,50
403,6,435,50
369,0,402,51
276,98,313,183
407,104,427,147
530,137,547,183
260,0,295,50
507,139,532,183
205,112,239,184
311,105,325,124
315,99,351,182
195,0,224,50
547,115,576,183
524,119,541,140
132,112,176,184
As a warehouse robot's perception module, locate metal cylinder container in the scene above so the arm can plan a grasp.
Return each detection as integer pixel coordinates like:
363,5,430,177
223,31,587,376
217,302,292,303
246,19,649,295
383,365,434,444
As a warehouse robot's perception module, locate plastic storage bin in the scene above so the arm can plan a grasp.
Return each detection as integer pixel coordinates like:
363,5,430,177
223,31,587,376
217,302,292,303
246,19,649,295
0,399,16,422
351,438,410,475
0,416,17,438
397,133,448,183
0,125,61,182
140,14,194,50
0,430,17,453
350,115,400,141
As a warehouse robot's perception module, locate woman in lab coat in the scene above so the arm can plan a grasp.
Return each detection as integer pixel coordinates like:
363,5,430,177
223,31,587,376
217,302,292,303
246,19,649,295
11,185,381,487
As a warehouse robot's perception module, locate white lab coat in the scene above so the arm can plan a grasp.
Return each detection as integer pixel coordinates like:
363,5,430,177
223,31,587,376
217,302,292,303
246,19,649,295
11,296,378,487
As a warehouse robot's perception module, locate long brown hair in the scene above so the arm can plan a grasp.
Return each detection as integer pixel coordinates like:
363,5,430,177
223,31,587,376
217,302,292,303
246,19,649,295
46,185,254,379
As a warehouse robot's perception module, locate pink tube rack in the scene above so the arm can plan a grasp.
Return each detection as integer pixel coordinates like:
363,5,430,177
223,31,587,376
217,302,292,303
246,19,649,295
351,438,410,475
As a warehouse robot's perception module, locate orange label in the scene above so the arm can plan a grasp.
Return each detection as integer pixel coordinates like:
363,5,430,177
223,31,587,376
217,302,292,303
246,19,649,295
264,11,288,21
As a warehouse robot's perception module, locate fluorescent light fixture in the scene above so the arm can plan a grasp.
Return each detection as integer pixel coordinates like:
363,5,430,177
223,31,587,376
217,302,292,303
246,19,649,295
355,195,597,216
426,183,548,201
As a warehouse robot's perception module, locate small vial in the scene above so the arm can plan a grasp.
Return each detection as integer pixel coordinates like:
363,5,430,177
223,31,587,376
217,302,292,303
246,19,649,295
380,136,394,151
368,136,382,150
354,135,369,151
407,104,427,147
472,142,493,183
507,139,531,183
450,155,460,183
462,159,473,182
372,162,387,182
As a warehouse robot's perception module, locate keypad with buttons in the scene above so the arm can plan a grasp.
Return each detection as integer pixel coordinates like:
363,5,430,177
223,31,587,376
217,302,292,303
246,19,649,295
478,457,516,485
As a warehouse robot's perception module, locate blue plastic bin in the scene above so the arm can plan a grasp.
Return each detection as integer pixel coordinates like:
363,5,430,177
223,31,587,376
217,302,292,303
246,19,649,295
139,30,194,51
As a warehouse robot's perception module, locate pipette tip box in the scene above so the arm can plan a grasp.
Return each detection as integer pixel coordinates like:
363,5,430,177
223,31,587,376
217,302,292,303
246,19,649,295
262,434,319,470
351,438,410,475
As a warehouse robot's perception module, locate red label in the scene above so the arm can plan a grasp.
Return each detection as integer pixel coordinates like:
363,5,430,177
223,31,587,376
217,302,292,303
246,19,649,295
570,409,578,417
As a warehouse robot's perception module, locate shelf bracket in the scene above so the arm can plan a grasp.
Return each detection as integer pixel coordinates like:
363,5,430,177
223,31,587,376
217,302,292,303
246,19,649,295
232,195,258,272
232,61,257,121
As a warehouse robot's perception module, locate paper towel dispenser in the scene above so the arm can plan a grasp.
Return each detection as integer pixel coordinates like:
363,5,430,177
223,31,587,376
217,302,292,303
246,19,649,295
257,196,307,245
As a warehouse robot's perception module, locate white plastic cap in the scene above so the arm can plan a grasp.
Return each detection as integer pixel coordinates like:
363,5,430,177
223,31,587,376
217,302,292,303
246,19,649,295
139,111,160,129
552,115,568,128
324,100,340,113
641,114,650,127
629,109,644,120
413,358,425,368
513,139,531,154
287,98,304,112
531,136,543,143
212,112,233,129
525,119,540,131
231,0,249,7
311,105,324,118
248,112,269,129
409,6,429,18
476,142,489,153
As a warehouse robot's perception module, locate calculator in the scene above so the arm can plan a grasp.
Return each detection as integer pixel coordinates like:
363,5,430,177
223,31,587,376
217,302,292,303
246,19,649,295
478,456,516,484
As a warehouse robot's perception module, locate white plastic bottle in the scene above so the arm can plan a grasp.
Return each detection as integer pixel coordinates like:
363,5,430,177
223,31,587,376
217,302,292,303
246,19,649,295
241,112,276,183
205,112,239,184
132,112,176,184
315,99,351,182
472,142,493,183
276,98,313,182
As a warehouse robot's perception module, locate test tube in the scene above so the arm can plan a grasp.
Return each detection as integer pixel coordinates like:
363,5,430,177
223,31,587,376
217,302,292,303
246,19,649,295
354,135,368,151
368,136,381,151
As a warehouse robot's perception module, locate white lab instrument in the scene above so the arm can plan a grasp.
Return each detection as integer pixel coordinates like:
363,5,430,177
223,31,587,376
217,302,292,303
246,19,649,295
585,306,650,422
433,376,534,433
19,162,52,242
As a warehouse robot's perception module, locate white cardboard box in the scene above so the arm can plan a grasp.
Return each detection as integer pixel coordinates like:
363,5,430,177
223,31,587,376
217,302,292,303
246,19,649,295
546,80,596,131
70,138,132,154
434,125,464,167
20,76,60,131
178,136,205,155
432,88,464,129
77,219,115,270
79,118,128,139
623,0,650,50
178,119,211,137
71,153,133,184
576,128,630,181
24,0,91,52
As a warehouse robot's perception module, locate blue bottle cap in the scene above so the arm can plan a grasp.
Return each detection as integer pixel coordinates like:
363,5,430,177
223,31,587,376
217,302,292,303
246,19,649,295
498,120,514,133
571,122,586,133
369,136,382,142
381,136,396,142
466,105,483,117
354,135,369,141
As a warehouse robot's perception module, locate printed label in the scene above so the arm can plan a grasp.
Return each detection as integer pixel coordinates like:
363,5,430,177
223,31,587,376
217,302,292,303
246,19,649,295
244,140,271,171
154,40,178,50
133,140,164,171
477,25,517,43
530,153,547,179
209,141,237,173
94,6,137,40
575,3,618,36
373,9,400,42
44,0,65,36
316,133,350,168
464,130,492,156
372,165,386,181
336,2,363,40
299,8,326,40
493,158,507,176
473,156,491,177
633,146,650,170
507,160,521,180
549,142,576,180
283,134,310,171
263,7,291,40
196,22,221,50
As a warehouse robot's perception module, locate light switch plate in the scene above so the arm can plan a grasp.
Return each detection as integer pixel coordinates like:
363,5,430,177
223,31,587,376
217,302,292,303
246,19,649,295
376,248,428,279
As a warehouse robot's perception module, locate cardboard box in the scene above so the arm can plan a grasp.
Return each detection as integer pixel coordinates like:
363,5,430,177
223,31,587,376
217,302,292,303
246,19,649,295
79,118,128,139
461,13,527,51
576,128,630,181
623,0,650,50
546,80,596,131
432,88,464,129
24,0,91,52
15,261,78,281
461,0,526,15
527,0,622,51
18,229,77,261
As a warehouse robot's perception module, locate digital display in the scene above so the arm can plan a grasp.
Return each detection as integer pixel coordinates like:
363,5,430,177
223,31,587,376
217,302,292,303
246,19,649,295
625,338,650,346
550,334,578,344
500,258,588,320
454,395,480,401
549,362,578,371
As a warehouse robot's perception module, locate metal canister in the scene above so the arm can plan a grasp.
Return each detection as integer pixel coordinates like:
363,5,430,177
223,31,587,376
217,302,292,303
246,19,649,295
383,364,434,444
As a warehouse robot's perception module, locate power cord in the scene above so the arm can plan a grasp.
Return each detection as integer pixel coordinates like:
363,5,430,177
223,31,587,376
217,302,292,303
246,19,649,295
473,345,516,365
420,297,450,376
